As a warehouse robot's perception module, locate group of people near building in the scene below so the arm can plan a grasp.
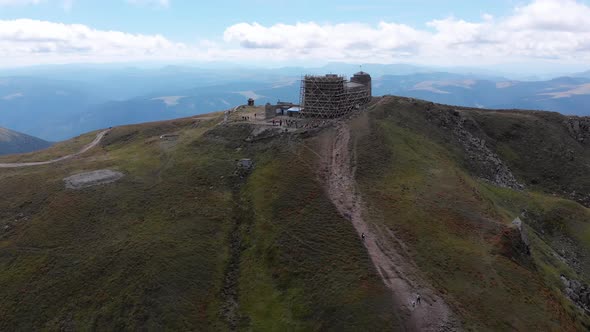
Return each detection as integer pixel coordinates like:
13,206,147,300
269,118,333,130
271,119,300,128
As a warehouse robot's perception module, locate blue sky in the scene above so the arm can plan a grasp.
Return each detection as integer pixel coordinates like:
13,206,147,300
1,0,590,70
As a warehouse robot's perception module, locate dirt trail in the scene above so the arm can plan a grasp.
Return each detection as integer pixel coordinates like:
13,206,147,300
322,122,460,331
0,129,110,168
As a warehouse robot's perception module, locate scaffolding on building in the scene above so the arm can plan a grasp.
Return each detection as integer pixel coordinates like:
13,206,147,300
299,73,371,118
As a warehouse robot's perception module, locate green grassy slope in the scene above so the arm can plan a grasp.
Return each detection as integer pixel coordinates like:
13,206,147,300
0,113,397,330
466,109,590,205
352,97,590,330
0,115,236,330
240,141,398,331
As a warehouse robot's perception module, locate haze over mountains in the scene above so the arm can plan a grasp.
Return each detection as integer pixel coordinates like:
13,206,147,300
1,63,589,141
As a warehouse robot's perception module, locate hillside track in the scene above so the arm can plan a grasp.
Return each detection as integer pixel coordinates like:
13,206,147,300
0,129,110,168
321,121,461,332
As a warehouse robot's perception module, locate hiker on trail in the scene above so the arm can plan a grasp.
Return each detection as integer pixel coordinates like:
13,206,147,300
361,233,366,241
416,294,421,305
280,120,282,126
272,120,275,125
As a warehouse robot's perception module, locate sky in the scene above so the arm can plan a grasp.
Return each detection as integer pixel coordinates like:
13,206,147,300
1,0,590,71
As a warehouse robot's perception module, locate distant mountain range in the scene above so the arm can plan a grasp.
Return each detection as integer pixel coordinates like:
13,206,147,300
0,127,52,155
373,74,590,114
0,64,589,141
573,70,590,79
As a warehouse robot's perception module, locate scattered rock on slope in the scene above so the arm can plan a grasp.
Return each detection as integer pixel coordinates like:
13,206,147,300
564,117,590,144
426,107,524,190
561,275,590,314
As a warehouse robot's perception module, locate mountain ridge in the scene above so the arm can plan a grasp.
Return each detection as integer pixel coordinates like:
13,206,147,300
0,97,590,330
0,126,52,155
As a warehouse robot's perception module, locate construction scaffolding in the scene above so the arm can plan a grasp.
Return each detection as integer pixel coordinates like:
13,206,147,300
300,72,371,118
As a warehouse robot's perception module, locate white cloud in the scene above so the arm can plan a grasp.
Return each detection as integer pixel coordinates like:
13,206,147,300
223,22,425,53
506,0,590,32
223,0,590,65
0,19,192,65
1,0,590,67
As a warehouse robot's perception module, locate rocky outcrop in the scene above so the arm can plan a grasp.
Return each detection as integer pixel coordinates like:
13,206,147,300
564,117,590,144
495,218,533,269
512,217,530,251
561,275,590,314
426,107,524,190
235,158,254,178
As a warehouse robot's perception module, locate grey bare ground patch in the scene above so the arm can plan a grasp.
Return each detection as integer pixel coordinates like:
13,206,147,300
64,170,124,189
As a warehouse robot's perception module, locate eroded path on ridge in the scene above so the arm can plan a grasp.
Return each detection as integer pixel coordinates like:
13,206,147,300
321,121,461,331
0,129,110,168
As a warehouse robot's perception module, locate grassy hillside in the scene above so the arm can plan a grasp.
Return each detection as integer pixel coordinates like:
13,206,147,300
0,113,397,330
239,139,398,331
1,97,590,330
0,115,234,330
350,97,590,330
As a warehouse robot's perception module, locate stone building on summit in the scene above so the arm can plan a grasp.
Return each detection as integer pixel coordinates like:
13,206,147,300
299,72,372,118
